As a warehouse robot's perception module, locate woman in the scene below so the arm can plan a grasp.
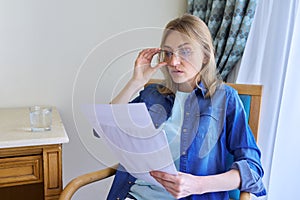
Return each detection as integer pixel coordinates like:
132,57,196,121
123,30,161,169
107,14,266,200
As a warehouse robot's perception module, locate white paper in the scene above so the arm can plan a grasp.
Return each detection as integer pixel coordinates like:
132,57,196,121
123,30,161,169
81,103,178,186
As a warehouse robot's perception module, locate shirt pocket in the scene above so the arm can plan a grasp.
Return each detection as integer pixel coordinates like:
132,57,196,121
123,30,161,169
197,112,218,137
148,104,168,128
196,108,225,158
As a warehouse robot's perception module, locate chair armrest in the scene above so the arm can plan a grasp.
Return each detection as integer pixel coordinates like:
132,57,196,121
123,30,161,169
59,163,251,200
59,164,118,200
240,192,251,200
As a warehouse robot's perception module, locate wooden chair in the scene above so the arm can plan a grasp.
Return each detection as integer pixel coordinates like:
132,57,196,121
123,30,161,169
59,81,263,200
226,83,262,200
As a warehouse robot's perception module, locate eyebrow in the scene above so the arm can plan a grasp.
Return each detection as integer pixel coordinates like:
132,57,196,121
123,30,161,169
162,42,191,50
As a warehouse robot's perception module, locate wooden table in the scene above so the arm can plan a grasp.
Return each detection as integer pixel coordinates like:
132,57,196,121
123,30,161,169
0,107,69,200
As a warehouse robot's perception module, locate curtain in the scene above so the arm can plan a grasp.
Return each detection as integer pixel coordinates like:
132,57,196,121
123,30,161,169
187,0,257,80
235,0,300,199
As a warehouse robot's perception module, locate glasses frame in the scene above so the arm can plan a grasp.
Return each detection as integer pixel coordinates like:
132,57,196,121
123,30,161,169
159,48,194,63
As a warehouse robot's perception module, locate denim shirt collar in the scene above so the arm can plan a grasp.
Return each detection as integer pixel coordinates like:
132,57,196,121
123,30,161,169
195,81,207,97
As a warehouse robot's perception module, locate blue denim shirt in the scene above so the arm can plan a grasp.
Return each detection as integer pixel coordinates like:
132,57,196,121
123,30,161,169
107,83,266,200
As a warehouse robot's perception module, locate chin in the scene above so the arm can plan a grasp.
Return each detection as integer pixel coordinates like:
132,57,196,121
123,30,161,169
171,76,187,83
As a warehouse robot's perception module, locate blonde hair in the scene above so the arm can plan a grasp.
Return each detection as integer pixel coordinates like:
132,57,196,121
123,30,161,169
159,14,221,97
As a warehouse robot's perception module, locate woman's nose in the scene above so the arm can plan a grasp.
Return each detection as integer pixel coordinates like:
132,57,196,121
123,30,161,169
169,54,181,66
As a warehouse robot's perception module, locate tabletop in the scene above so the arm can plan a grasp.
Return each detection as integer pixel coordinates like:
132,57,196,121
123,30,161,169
0,107,69,148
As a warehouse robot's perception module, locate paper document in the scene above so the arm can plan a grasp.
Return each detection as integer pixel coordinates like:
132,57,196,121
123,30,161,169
81,103,178,186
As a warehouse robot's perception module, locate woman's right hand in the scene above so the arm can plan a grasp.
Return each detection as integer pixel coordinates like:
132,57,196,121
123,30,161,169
132,48,166,86
110,48,166,104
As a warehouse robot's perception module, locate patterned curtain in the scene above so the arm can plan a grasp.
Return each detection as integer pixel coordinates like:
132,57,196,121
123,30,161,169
187,0,257,80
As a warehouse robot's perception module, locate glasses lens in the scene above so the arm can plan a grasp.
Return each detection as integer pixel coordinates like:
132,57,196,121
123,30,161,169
160,50,173,62
178,48,192,60
160,48,193,62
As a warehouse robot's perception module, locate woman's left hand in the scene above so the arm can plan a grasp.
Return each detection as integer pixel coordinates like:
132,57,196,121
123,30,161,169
150,171,204,199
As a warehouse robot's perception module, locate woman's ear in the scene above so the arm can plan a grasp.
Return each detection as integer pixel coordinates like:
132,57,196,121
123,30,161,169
203,55,209,64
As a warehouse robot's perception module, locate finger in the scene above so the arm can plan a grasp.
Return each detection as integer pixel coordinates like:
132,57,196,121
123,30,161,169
142,48,160,60
151,171,177,182
136,49,153,64
153,176,182,198
151,171,185,191
152,61,167,69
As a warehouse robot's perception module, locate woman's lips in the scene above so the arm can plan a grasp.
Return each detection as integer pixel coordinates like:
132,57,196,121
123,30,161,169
172,70,184,74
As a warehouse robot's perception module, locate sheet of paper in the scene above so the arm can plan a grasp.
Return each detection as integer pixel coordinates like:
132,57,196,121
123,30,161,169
81,103,178,186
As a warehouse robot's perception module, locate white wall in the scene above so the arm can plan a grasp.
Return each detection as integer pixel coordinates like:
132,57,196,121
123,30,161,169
0,0,187,199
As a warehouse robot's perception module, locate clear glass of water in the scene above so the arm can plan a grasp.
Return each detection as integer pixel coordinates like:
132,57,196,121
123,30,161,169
29,106,52,132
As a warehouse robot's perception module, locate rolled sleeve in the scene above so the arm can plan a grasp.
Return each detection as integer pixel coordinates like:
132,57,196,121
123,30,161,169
231,160,267,196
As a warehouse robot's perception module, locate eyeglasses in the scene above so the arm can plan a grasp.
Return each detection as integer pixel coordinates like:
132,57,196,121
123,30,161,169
159,48,193,62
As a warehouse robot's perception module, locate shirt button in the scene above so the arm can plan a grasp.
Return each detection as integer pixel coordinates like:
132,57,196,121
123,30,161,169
182,128,187,133
128,181,132,184
182,151,186,155
185,112,190,116
116,198,120,200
